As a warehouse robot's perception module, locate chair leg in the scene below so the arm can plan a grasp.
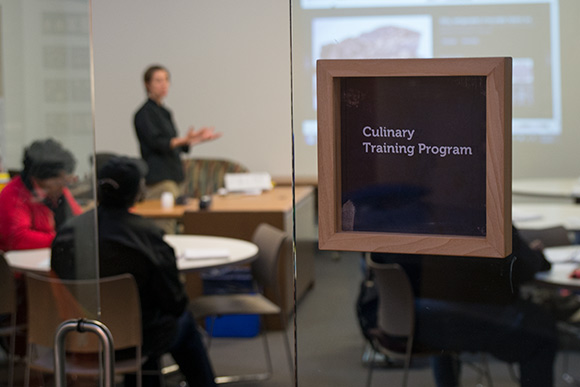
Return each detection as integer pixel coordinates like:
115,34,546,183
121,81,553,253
480,353,494,387
206,316,217,349
281,330,294,380
402,338,414,387
7,329,16,387
508,362,520,383
137,350,143,387
142,356,168,387
260,327,274,377
210,316,273,384
402,355,411,387
279,311,294,378
23,345,31,387
366,345,376,387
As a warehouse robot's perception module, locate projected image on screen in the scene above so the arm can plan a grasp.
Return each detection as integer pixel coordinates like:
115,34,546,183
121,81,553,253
293,0,561,173
313,15,433,62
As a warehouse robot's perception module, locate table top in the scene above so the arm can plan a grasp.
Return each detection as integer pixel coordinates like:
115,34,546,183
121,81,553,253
131,186,314,219
513,203,580,231
513,177,580,200
537,245,580,289
5,234,258,274
166,234,258,271
4,248,51,274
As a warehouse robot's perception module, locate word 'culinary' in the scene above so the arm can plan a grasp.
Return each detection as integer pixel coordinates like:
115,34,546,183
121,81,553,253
362,142,473,157
362,126,415,141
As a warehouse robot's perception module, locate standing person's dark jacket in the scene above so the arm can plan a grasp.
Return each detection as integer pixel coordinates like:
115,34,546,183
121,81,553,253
134,98,188,185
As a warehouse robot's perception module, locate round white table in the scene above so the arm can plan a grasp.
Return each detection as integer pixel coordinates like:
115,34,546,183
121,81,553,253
537,245,580,289
165,234,258,272
5,234,259,273
4,248,51,273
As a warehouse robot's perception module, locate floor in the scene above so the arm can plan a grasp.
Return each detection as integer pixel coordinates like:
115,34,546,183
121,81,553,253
169,248,580,387
3,248,580,386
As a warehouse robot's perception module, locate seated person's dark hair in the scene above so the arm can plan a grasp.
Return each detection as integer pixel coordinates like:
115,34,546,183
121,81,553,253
20,138,76,181
91,152,118,175
97,156,147,208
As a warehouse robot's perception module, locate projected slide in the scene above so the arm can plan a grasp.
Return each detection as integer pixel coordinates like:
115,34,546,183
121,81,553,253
294,0,561,147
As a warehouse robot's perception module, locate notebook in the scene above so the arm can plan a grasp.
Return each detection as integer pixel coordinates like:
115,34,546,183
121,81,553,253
181,248,230,260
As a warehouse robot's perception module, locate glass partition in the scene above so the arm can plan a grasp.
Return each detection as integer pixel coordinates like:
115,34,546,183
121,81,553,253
91,1,296,385
0,0,98,384
291,0,580,386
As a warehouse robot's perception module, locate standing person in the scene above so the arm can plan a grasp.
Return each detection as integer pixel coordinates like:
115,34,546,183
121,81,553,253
134,65,221,232
0,138,82,252
51,156,216,387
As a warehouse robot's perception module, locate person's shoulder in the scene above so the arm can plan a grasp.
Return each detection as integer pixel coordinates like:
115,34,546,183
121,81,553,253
0,176,24,194
0,177,30,206
123,211,165,237
134,100,146,113
134,99,154,118
59,208,95,231
52,209,96,253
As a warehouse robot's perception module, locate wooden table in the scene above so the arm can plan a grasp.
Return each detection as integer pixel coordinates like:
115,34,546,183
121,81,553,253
5,235,258,274
182,186,317,329
131,200,192,219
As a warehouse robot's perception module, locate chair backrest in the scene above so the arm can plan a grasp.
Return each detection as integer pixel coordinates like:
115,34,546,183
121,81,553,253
367,260,415,338
518,226,572,248
250,223,288,290
0,251,16,316
181,158,249,198
26,272,142,353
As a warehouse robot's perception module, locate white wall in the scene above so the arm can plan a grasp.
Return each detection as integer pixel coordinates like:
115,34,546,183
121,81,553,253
91,1,580,182
92,0,293,178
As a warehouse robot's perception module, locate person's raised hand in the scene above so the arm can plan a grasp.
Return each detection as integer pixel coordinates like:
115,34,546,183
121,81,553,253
187,126,222,145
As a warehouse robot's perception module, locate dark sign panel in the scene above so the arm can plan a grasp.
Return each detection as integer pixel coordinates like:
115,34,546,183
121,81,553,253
340,76,487,237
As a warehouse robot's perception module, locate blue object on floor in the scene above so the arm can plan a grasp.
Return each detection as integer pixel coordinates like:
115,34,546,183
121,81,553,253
202,267,260,337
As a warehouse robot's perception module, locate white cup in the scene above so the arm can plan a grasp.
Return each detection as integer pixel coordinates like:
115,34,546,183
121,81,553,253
160,191,175,209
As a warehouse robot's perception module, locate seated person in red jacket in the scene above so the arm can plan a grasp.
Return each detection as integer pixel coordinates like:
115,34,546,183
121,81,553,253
0,138,82,252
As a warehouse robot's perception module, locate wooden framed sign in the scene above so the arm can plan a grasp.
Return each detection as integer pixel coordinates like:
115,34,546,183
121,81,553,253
317,58,512,258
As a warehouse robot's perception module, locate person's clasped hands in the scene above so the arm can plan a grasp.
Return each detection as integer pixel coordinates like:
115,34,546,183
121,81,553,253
186,126,222,145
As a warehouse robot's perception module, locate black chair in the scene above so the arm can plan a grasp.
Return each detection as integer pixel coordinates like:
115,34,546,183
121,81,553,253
366,257,493,387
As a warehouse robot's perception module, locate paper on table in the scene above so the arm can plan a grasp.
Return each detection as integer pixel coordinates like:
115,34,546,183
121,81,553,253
512,210,542,222
547,248,580,263
181,248,230,260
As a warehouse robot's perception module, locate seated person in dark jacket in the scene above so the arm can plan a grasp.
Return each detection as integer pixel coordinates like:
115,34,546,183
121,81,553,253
51,156,216,387
371,227,557,387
